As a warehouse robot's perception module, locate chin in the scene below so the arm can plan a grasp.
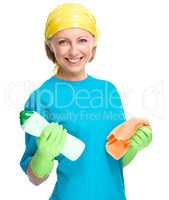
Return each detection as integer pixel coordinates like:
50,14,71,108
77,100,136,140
65,66,85,73
68,69,84,75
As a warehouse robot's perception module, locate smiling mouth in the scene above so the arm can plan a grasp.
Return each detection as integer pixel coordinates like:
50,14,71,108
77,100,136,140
65,57,84,64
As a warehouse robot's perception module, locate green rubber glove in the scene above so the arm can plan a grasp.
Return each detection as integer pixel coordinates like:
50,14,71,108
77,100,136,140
30,122,67,178
122,126,152,167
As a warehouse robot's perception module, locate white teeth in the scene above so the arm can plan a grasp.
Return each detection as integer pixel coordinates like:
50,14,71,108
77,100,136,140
66,57,83,63
69,59,80,63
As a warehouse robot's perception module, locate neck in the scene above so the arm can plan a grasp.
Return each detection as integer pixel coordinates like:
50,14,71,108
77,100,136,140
56,69,87,81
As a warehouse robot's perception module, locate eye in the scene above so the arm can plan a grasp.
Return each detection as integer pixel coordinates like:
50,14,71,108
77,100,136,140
58,40,68,45
79,38,88,43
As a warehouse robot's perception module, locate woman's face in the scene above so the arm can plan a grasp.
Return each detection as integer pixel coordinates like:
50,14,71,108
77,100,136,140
48,28,96,75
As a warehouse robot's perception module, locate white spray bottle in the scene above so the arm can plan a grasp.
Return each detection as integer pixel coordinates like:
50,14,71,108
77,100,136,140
20,111,85,161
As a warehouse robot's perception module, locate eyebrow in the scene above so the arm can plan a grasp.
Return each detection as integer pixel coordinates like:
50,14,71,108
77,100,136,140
57,36,89,40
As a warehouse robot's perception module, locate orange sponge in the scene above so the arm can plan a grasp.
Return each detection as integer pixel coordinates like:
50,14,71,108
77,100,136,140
106,118,151,160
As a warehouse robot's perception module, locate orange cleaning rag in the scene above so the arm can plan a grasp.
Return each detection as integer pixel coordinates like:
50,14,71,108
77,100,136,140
106,118,151,160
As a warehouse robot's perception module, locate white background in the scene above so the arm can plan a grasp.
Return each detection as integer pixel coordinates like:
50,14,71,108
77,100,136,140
0,0,169,199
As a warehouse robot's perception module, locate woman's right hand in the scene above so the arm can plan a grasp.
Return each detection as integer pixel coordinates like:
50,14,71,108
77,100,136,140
30,122,67,178
37,122,67,160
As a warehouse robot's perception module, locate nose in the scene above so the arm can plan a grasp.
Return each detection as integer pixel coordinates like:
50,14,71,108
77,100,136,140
68,42,79,58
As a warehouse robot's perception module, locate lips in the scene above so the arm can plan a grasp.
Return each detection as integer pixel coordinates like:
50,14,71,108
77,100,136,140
65,57,83,64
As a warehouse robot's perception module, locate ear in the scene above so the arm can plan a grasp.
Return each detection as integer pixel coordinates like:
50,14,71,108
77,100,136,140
89,46,97,62
92,46,96,56
46,40,54,52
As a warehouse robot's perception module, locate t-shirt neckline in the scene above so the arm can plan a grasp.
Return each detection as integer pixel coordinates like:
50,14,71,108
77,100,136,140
52,74,92,84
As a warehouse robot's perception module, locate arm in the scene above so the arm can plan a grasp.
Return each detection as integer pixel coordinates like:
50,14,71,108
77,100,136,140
26,123,66,181
122,146,138,167
26,162,49,185
122,126,152,167
20,91,66,183
20,90,53,183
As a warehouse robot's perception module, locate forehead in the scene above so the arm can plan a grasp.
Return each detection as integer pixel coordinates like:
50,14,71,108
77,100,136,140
51,28,94,39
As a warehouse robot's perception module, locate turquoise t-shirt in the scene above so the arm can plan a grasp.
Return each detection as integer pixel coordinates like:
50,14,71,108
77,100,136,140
20,75,127,200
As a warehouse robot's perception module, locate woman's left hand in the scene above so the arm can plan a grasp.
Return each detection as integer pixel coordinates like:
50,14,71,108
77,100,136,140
130,126,153,151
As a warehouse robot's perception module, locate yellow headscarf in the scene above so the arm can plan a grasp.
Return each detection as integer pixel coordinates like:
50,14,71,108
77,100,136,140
44,3,99,45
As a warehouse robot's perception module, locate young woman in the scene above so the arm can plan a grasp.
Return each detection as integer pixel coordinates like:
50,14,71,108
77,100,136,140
20,3,152,200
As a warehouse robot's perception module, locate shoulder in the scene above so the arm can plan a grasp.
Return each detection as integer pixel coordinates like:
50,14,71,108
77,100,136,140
37,76,55,91
24,76,55,105
30,76,55,95
89,75,119,92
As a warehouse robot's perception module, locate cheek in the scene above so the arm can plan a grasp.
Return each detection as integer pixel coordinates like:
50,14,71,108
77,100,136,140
53,48,67,59
81,45,93,55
